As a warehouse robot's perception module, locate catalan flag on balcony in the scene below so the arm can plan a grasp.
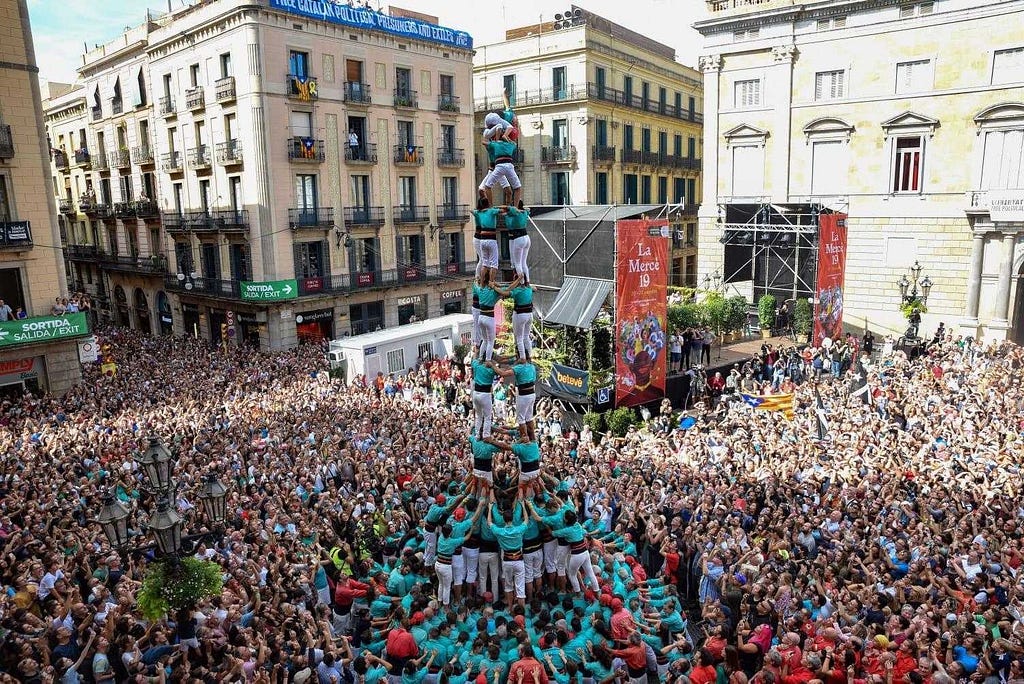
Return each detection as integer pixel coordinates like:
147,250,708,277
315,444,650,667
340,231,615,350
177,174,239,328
740,392,794,420
292,76,317,101
404,145,418,163
301,137,316,159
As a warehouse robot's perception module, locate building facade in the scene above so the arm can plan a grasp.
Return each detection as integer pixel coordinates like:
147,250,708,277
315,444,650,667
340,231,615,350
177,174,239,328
0,0,87,395
52,0,476,350
695,0,1024,342
473,7,703,287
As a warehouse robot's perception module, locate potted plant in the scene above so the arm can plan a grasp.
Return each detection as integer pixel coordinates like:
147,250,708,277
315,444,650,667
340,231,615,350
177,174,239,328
726,296,748,342
793,297,813,343
758,294,777,339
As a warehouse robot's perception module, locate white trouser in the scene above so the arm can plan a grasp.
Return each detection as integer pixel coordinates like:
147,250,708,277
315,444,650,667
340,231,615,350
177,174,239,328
483,162,522,190
435,560,454,605
555,543,571,577
478,551,500,596
510,234,531,282
567,551,600,592
524,549,544,583
477,315,496,361
543,540,559,574
422,529,438,566
478,166,511,192
452,553,467,584
472,390,493,438
494,399,507,424
477,239,498,269
512,312,532,360
463,547,479,584
471,306,481,347
502,558,527,599
516,394,536,427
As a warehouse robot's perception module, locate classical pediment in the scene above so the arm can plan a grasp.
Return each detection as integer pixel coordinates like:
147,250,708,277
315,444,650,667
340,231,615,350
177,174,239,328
802,117,854,142
973,102,1024,125
723,124,769,146
880,111,940,136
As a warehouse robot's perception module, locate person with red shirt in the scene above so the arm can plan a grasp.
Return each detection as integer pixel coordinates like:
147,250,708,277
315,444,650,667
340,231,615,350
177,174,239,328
690,648,719,684
782,652,819,684
332,570,368,634
610,597,637,643
385,616,418,674
612,633,649,684
508,644,549,684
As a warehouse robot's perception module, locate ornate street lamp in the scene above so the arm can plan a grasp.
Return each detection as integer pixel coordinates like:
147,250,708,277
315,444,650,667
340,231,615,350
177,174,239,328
198,474,229,525
97,494,131,549
148,498,184,557
136,435,176,495
910,260,923,283
897,274,910,301
919,275,933,303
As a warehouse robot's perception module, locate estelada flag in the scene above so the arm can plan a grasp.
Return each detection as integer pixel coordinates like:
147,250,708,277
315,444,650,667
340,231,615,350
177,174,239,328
740,392,794,420
101,362,117,377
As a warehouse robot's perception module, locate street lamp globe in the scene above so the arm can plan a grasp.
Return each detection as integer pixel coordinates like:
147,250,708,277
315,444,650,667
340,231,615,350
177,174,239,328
910,260,923,282
897,274,910,300
148,498,184,557
136,435,175,495
919,275,933,303
97,493,131,549
198,474,229,525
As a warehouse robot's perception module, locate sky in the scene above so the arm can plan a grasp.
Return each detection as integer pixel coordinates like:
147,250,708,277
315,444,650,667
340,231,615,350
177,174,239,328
28,0,704,86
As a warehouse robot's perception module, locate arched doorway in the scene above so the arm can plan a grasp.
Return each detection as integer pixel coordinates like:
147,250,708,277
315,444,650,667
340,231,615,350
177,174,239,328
113,286,130,327
134,289,151,335
156,291,173,335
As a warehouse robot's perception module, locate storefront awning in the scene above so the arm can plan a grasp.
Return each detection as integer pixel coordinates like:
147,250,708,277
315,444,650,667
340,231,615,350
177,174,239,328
543,276,612,329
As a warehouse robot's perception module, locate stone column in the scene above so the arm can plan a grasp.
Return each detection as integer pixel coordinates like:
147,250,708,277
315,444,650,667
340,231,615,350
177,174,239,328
770,45,797,202
963,232,986,322
992,232,1017,325
697,54,722,282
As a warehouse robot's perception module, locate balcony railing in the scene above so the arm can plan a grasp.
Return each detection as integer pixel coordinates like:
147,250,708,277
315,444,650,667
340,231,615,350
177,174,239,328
437,204,470,222
78,194,95,213
164,275,241,299
473,82,703,123
0,125,12,159
288,74,318,101
59,198,75,215
188,145,211,169
93,203,112,219
289,207,334,229
393,144,424,165
109,149,131,169
344,143,377,164
0,221,33,248
621,149,642,164
591,145,616,162
394,88,418,108
92,153,108,171
132,145,155,165
185,86,205,111
541,146,576,164
159,96,175,117
215,76,236,102
91,106,102,121
640,150,661,167
437,147,465,167
161,151,183,173
288,137,325,162
113,202,134,218
343,206,385,226
343,81,371,105
133,199,159,218
54,151,69,170
438,93,460,113
73,149,91,167
216,139,243,165
393,205,429,223
99,253,168,273
66,244,101,260
174,209,250,232
111,98,123,115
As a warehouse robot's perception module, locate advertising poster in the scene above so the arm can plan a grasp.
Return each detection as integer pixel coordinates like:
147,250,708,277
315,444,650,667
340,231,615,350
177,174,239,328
615,219,669,407
813,212,848,346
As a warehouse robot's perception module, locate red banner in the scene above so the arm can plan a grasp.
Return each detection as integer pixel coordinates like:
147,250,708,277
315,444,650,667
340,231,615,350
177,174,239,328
615,219,669,407
813,212,848,346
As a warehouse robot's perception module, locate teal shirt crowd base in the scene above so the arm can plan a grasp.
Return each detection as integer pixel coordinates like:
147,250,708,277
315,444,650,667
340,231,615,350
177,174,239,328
504,206,528,230
476,287,500,309
472,207,500,230
511,440,541,466
471,359,497,387
510,286,533,307
512,363,537,385
487,502,528,551
469,435,500,464
486,139,517,161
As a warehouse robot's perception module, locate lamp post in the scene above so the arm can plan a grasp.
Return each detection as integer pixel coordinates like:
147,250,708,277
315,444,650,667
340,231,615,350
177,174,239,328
896,261,934,340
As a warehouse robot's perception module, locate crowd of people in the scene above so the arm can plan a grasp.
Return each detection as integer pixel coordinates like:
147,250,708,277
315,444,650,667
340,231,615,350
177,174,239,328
0,323,1022,684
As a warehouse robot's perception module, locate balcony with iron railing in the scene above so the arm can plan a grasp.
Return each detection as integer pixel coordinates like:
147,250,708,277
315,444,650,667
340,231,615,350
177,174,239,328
99,252,168,274
393,144,424,165
541,146,577,164
215,76,236,102
438,93,460,114
111,98,123,115
132,145,155,165
73,149,91,167
474,83,703,124
54,150,69,170
0,125,12,159
92,152,108,171
394,88,418,109
185,86,205,111
164,274,241,299
66,244,101,260
78,194,95,213
288,137,324,162
133,199,159,218
640,150,661,167
109,149,131,169
343,206,385,226
159,96,175,117
113,201,134,218
188,145,211,169
174,209,250,232
343,81,371,105
289,207,334,229
59,198,75,215
437,204,470,223
592,145,616,163
344,143,377,165
92,203,112,219
161,151,183,173
621,149,642,165
393,205,430,224
216,139,243,165
437,147,465,168
288,74,318,101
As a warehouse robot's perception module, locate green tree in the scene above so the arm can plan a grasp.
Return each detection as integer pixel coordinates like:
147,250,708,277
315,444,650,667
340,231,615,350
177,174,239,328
758,294,777,330
606,407,636,436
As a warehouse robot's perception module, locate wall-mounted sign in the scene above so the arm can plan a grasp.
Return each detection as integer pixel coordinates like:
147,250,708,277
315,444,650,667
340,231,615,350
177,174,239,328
988,189,1024,222
441,289,465,301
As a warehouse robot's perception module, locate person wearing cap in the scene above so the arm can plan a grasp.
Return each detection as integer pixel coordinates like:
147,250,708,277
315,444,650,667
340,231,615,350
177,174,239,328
485,490,529,609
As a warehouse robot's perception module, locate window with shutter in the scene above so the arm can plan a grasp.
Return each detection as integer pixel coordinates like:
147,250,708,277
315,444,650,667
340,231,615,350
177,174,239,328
895,60,931,94
734,79,761,108
992,47,1024,85
833,16,847,27
814,71,845,100
899,5,914,18
980,130,1024,190
918,2,933,15
892,136,924,193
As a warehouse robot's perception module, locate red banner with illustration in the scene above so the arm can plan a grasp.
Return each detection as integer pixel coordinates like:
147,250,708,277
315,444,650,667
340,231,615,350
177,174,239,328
615,219,669,407
813,212,848,346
